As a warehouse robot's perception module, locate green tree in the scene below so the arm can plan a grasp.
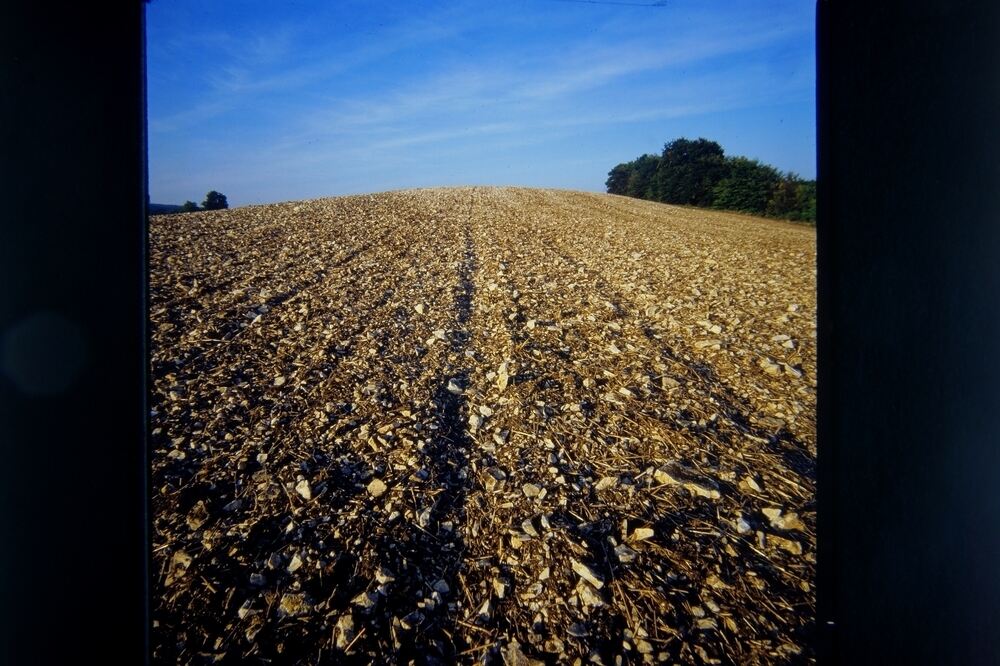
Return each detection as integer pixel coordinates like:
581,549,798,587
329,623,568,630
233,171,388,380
766,174,817,222
655,138,727,206
625,154,660,200
794,181,817,222
202,191,228,210
712,157,781,215
765,175,799,218
605,163,632,195
180,201,199,213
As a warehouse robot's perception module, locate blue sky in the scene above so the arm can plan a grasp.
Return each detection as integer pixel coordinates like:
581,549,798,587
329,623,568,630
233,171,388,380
147,0,815,207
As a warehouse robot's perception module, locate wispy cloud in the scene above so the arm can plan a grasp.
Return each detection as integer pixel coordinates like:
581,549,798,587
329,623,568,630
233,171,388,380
150,12,474,134
147,0,816,205
276,15,811,138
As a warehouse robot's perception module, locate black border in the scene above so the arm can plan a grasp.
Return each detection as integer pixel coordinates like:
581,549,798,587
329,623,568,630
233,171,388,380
1,2,148,662
3,1,1000,663
818,1,1000,663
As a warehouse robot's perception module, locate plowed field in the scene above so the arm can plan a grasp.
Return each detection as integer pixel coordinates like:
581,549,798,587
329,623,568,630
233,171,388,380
150,187,816,665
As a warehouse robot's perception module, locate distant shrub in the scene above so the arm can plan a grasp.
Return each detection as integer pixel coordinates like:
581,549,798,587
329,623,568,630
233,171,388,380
711,158,781,215
655,138,727,207
607,138,817,223
202,191,228,210
766,175,816,223
605,163,632,195
625,154,661,201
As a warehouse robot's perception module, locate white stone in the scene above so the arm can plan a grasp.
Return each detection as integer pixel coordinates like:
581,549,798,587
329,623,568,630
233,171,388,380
367,478,388,498
571,559,604,589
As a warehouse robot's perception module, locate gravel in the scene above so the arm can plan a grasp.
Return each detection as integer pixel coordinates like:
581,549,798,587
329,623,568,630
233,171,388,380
150,187,816,664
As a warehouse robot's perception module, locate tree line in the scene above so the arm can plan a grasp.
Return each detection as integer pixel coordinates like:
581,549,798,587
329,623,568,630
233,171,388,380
182,191,229,212
606,138,816,223
150,191,229,215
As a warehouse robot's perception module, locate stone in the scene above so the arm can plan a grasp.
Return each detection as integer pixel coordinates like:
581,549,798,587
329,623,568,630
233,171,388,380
661,376,680,390
352,590,378,612
778,512,806,531
295,479,312,501
186,501,208,531
765,508,806,531
483,467,507,492
367,478,388,498
615,544,639,563
629,527,655,542
735,516,752,534
498,362,510,393
165,550,192,587
577,580,605,608
653,468,680,485
334,613,356,649
782,363,803,378
522,483,542,498
768,534,803,555
279,593,313,618
571,559,604,589
596,476,618,491
762,507,783,523
684,481,721,500
287,553,303,573
760,358,784,377
417,507,433,529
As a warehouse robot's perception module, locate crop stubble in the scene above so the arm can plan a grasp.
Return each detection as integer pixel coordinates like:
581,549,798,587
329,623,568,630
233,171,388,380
150,187,816,664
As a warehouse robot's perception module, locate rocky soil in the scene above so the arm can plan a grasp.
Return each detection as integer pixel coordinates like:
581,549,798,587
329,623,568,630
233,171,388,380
150,187,816,665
